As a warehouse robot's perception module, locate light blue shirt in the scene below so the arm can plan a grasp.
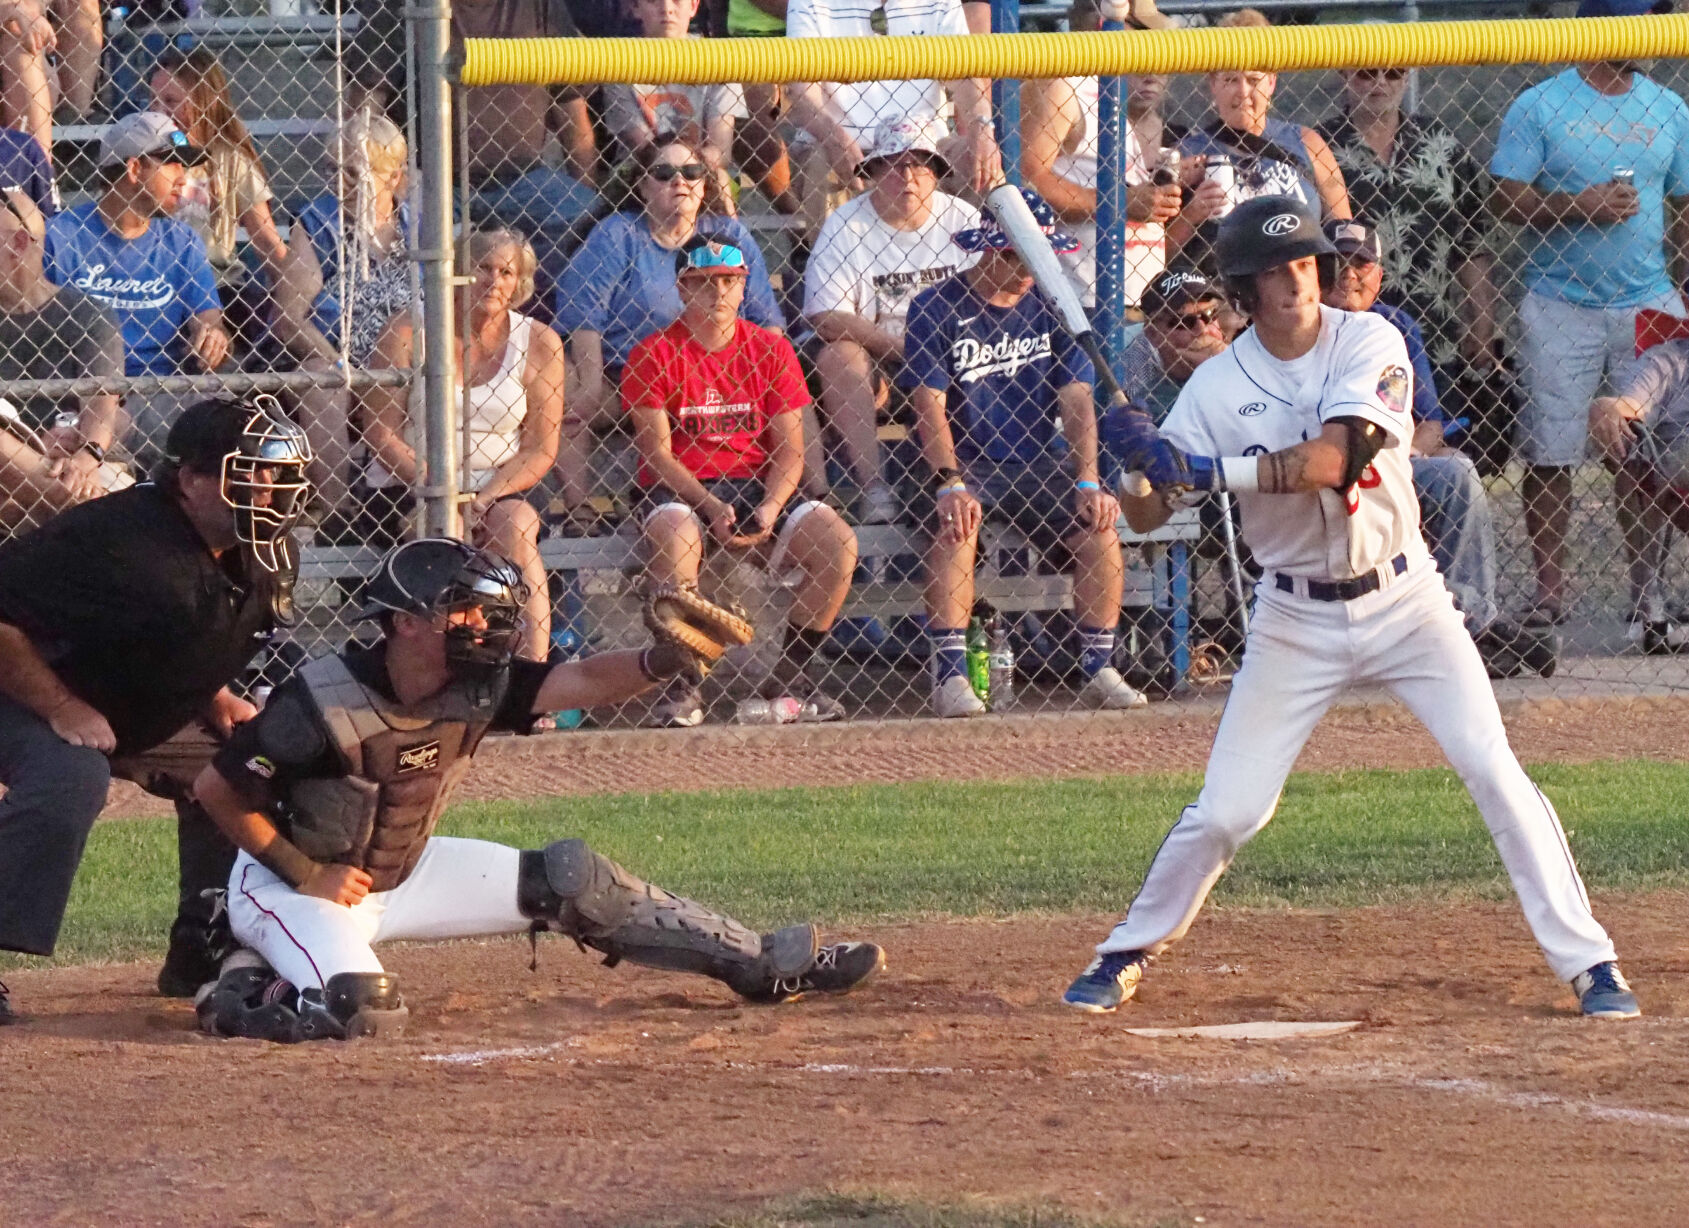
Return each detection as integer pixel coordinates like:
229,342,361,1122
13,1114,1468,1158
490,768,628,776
1491,68,1689,307
553,212,784,373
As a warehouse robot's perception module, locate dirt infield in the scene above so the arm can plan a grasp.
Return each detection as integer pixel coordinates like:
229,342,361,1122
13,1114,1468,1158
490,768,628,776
97,692,1689,819
3,894,1687,1227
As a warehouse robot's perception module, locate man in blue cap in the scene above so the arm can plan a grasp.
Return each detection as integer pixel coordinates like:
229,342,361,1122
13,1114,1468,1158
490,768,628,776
1490,0,1689,631
899,187,1146,717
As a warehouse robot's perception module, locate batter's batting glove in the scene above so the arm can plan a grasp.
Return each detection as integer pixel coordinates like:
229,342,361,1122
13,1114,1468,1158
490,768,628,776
1140,440,1226,494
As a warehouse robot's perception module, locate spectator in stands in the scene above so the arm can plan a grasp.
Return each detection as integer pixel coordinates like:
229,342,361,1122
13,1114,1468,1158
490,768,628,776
785,0,1002,240
454,0,598,257
555,134,782,515
627,236,857,727
0,0,102,156
902,189,1144,718
1116,267,1228,428
725,0,799,218
1319,218,1553,677
0,188,122,534
363,229,566,662
43,113,227,469
1588,328,1689,652
270,111,415,510
1170,8,1350,269
1489,0,1689,628
605,0,746,205
0,109,54,218
803,118,980,525
1020,0,1182,311
149,49,290,322
1315,62,1501,450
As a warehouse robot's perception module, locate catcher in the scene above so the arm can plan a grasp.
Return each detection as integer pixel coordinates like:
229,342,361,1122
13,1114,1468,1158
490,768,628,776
191,536,884,1042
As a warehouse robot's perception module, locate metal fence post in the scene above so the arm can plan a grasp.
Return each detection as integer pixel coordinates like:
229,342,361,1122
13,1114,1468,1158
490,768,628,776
991,0,1021,185
1095,20,1129,387
414,0,460,540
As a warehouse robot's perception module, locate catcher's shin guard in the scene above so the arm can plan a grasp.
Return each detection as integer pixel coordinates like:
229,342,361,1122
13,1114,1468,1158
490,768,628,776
296,972,409,1041
517,839,818,998
195,953,303,1041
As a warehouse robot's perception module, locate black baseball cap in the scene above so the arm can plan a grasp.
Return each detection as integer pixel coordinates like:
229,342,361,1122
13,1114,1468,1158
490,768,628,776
164,399,253,474
1323,218,1382,262
1143,268,1223,317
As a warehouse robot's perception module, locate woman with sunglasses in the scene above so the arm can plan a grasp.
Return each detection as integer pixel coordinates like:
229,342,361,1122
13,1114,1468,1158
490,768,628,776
554,134,784,518
1314,65,1501,453
1169,9,1350,272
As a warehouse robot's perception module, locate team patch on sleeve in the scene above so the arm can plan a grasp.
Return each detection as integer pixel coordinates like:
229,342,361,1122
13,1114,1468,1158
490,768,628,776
244,755,275,780
1376,365,1411,417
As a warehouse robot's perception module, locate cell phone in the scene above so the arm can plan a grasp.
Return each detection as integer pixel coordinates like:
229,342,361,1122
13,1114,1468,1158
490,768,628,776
1614,168,1636,186
1152,149,1180,187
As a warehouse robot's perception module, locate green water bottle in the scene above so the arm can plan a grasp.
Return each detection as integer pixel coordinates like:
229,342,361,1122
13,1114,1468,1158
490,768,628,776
966,616,990,705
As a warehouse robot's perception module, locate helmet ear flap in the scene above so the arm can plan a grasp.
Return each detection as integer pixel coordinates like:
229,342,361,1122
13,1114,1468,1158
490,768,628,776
1315,253,1338,295
1223,272,1259,317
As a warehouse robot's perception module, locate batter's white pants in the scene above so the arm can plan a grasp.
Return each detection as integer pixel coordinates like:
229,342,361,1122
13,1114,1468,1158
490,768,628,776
1098,562,1616,983
226,837,529,991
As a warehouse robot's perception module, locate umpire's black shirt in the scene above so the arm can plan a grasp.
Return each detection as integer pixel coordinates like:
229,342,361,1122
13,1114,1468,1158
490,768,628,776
0,483,274,755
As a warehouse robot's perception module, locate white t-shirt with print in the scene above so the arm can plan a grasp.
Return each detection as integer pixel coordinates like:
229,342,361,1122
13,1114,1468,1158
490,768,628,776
786,0,970,142
1161,305,1425,580
802,191,980,341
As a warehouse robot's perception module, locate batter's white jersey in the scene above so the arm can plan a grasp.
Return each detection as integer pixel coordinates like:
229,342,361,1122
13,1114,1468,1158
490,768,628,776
1162,305,1428,581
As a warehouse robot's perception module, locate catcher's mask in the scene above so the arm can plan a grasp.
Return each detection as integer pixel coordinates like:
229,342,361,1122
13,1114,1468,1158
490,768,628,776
359,538,530,696
170,394,313,574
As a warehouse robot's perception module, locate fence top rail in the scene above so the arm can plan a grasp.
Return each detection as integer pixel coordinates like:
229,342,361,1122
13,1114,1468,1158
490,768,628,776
458,14,1689,87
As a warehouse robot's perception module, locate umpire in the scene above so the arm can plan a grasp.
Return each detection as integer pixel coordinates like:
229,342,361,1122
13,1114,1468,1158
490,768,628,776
0,396,312,1022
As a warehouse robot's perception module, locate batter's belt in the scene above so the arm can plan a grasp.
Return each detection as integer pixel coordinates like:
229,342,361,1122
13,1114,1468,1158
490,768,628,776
1274,553,1408,602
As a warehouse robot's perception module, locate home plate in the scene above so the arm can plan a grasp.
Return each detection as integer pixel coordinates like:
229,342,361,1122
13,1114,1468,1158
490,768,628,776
1123,1020,1364,1040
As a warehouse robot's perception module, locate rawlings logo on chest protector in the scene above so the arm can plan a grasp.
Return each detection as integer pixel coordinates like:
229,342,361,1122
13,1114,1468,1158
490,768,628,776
396,741,442,774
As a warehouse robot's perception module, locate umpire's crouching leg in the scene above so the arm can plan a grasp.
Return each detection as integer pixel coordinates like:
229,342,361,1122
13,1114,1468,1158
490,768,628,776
0,694,112,956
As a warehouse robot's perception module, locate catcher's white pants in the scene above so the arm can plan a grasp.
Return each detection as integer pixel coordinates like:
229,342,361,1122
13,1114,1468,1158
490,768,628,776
227,837,529,991
1097,561,1616,983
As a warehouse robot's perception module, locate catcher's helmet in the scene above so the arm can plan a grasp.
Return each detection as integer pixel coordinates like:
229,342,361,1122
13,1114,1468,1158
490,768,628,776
1214,195,1336,280
165,394,314,574
360,537,530,670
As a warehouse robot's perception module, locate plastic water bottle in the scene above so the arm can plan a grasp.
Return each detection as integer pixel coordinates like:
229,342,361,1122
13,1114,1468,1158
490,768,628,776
735,696,803,724
966,616,990,706
547,627,586,730
987,619,1016,712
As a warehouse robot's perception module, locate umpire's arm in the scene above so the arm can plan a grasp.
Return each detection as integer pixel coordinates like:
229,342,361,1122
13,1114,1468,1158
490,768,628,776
0,619,115,751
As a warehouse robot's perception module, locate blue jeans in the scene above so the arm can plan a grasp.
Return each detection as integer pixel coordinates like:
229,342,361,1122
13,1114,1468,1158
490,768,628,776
1414,453,1498,634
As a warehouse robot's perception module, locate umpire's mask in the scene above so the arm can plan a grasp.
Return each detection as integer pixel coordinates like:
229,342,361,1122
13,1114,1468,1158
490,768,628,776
220,395,314,575
359,538,530,705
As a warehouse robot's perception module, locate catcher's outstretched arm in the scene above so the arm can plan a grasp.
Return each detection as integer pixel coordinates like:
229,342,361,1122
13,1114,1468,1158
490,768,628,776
531,649,663,715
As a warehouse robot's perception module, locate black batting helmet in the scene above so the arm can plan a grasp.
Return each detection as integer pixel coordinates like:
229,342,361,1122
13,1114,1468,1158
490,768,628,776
1214,195,1336,280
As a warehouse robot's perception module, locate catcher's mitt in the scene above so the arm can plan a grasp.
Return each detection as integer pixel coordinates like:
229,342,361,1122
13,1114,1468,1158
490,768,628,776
643,584,754,677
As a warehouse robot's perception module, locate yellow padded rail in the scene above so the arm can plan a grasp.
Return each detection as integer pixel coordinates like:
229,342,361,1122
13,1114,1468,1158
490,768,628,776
460,14,1689,87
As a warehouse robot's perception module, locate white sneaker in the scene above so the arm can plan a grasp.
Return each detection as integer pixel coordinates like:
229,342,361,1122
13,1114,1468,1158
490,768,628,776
931,673,987,718
1082,666,1149,710
859,482,899,525
648,682,704,728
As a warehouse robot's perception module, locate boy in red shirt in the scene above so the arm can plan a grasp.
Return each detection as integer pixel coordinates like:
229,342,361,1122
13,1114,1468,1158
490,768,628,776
624,237,859,726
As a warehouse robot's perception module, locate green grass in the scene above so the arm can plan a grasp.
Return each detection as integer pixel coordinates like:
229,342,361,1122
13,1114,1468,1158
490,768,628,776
682,1192,1155,1228
9,760,1689,970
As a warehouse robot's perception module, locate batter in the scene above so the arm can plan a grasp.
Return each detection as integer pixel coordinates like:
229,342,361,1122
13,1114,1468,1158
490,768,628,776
1065,195,1638,1020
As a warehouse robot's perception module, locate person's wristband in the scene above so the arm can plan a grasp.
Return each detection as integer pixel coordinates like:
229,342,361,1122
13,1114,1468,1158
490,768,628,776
932,466,962,490
256,836,319,890
938,481,967,497
1218,456,1261,493
80,440,106,463
1075,480,1100,492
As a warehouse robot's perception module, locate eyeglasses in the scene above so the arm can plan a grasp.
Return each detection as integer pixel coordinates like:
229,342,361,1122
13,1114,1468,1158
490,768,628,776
648,162,707,183
1166,305,1222,330
1352,67,1408,81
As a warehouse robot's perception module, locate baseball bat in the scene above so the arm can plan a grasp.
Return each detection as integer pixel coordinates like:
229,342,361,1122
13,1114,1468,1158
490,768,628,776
985,182,1149,494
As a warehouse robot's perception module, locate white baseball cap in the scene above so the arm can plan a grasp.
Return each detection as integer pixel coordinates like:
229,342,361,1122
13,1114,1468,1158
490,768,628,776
99,111,208,169
858,117,952,179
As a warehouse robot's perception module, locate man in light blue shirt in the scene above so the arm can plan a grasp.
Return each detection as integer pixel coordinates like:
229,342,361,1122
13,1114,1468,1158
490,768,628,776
1489,0,1689,624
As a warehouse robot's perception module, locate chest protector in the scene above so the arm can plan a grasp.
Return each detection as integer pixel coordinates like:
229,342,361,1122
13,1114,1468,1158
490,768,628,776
288,655,498,892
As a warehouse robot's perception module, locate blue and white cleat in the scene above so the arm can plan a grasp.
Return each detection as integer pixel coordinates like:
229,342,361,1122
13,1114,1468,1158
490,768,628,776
1573,961,1640,1019
1062,950,1146,1013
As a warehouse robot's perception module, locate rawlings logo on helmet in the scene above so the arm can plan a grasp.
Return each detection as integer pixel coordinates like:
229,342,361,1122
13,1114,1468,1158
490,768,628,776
1261,213,1302,237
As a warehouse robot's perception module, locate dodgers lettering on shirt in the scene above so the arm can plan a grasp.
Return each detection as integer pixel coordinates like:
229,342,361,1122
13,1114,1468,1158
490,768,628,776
900,274,1093,463
1162,305,1427,581
42,202,220,376
1491,68,1689,307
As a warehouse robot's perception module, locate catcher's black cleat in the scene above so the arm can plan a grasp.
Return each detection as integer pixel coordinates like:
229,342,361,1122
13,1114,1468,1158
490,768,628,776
157,906,235,998
740,941,886,1004
0,978,15,1025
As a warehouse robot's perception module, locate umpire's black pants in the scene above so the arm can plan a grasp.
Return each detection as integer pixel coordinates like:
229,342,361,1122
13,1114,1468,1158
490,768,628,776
0,694,235,957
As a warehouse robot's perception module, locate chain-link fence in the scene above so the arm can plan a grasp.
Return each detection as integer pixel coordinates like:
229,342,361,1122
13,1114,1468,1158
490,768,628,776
4,2,1689,730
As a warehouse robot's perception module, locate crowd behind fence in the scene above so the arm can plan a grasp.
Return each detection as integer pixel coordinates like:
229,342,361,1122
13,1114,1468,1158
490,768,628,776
1,0,1688,731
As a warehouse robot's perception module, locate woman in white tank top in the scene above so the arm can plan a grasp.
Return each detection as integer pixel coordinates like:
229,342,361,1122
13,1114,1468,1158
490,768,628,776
363,229,567,662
